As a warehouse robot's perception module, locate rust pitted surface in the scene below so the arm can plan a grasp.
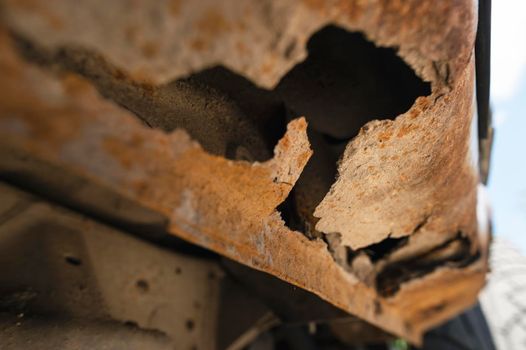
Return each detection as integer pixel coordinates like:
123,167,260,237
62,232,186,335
1,0,475,88
314,65,478,250
386,262,487,333
0,0,487,344
0,28,404,340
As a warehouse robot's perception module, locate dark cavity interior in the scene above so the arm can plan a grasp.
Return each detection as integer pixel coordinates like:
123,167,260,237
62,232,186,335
275,25,431,244
277,25,431,140
11,25,431,269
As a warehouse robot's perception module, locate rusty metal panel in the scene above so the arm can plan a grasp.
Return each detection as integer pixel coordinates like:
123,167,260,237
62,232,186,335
0,0,488,345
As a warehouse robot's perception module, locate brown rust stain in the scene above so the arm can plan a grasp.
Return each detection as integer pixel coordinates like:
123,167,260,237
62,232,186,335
168,0,183,17
296,149,311,169
344,0,364,22
0,31,83,150
140,41,160,59
377,130,393,143
314,60,477,251
302,0,326,11
103,137,136,170
0,1,485,341
236,41,249,56
6,0,64,29
236,19,248,32
260,62,273,75
124,25,139,44
60,74,93,96
196,8,232,36
189,38,207,52
396,123,419,138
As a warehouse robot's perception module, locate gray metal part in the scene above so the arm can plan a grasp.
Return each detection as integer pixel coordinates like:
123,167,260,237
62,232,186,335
0,314,173,350
0,182,222,349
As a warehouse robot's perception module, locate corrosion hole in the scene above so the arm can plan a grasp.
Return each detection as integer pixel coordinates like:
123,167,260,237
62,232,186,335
277,25,431,140
186,319,195,331
136,279,149,293
361,236,409,262
11,33,284,163
275,25,431,268
175,267,182,275
375,234,478,297
64,255,82,266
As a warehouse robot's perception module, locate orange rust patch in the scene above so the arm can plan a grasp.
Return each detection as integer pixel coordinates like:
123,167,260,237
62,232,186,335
397,123,419,138
124,25,139,44
261,63,273,75
129,67,157,84
302,0,330,16
168,0,182,17
296,150,311,169
129,133,145,148
378,130,393,143
102,133,146,170
236,20,247,32
47,14,64,30
196,8,231,35
236,41,248,56
336,0,364,22
302,0,325,10
0,30,84,150
279,134,291,149
140,41,160,59
407,109,419,120
7,0,64,29
61,74,92,96
190,38,208,52
104,137,134,169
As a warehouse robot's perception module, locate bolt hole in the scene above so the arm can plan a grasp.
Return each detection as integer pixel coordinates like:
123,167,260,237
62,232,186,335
186,319,195,331
136,279,149,293
65,255,82,266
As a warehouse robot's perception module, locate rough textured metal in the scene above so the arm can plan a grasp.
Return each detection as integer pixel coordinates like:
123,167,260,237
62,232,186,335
1,0,475,89
314,66,477,250
0,183,222,350
0,315,173,350
0,0,488,345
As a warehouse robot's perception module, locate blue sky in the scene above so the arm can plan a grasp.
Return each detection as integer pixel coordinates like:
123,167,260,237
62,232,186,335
487,0,526,253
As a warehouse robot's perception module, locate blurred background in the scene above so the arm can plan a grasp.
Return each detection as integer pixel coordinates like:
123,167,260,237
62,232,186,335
479,0,526,349
488,0,526,254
